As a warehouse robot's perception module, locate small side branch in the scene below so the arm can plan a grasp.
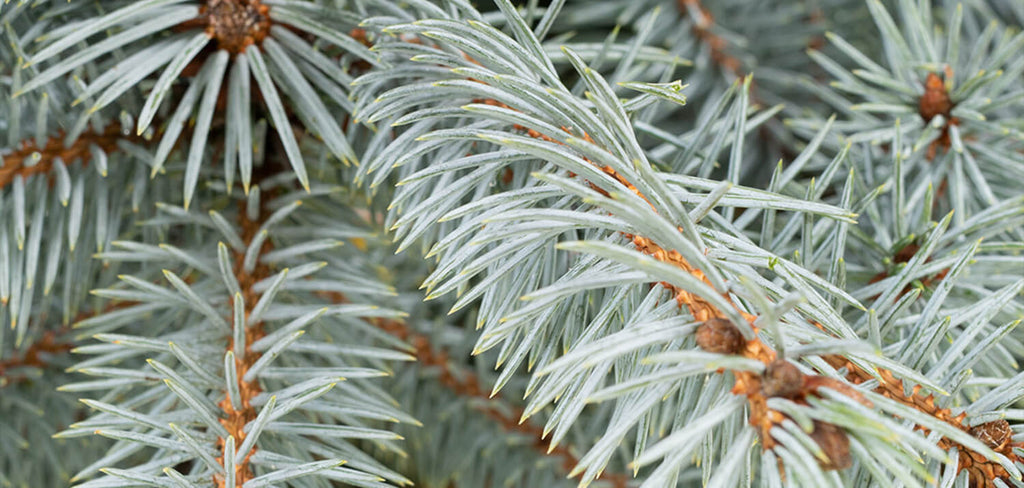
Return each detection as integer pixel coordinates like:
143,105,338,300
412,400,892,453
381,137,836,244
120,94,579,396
214,196,274,487
1,301,138,387
1,122,129,189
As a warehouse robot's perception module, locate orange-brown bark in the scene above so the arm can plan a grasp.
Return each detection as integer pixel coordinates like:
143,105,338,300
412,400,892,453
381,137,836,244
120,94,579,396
836,356,1019,485
1,122,128,190
213,197,273,487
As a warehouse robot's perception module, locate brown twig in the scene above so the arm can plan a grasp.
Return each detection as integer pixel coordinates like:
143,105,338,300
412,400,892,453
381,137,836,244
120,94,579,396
0,121,128,190
1,300,140,387
835,357,1018,485
207,132,293,487
212,181,274,487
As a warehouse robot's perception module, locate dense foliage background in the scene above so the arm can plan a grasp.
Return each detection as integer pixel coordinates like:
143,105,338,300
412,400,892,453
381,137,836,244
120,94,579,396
1,0,1023,487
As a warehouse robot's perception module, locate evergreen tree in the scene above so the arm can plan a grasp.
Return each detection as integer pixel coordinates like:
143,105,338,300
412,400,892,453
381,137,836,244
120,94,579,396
1,0,1022,487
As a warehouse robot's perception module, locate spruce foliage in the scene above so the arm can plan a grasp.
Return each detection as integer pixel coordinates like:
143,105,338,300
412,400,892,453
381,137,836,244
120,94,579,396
1,0,1022,487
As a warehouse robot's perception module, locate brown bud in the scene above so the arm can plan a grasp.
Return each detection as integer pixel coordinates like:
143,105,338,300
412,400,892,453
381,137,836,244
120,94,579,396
695,318,745,354
970,419,1012,450
810,420,852,470
762,359,804,399
919,72,953,123
893,243,921,264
